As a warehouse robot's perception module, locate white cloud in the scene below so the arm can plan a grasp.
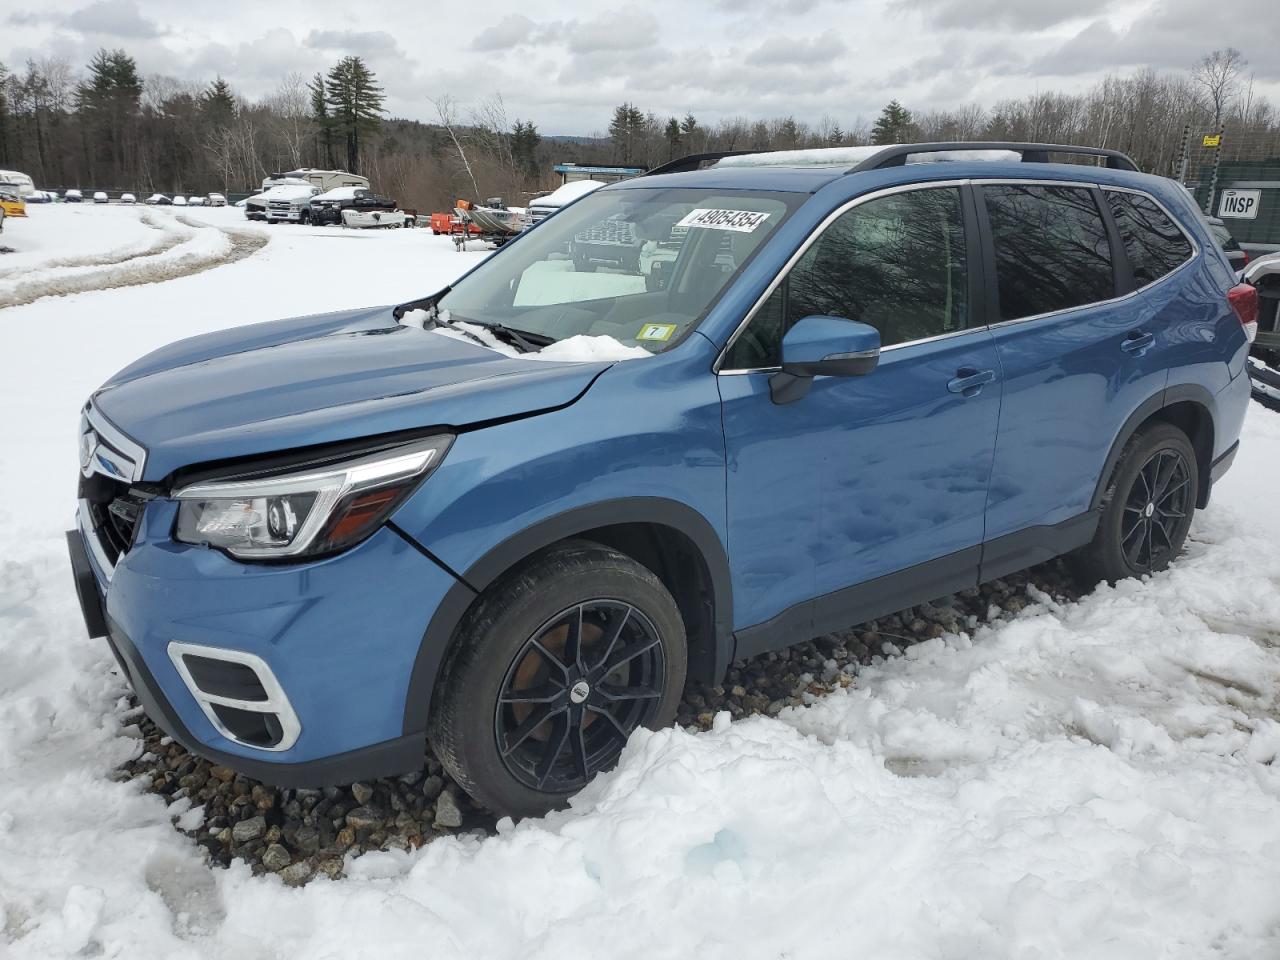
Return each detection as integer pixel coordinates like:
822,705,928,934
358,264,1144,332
1,0,1278,135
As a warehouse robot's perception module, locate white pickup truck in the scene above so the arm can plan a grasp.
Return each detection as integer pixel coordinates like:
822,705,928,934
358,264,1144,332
260,183,320,224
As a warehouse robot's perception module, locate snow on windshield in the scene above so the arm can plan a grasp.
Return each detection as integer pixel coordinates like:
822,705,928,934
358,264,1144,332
402,309,651,362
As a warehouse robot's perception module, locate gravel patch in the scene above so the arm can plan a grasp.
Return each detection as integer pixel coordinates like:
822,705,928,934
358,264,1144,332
115,560,1081,881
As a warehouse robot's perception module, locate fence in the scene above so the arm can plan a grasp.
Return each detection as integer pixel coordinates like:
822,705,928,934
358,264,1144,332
1176,127,1280,252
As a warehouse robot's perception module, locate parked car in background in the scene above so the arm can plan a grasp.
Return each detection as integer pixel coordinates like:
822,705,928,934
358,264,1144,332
146,194,171,205
264,183,320,223
1242,251,1280,401
1206,216,1249,272
188,196,207,207
309,186,394,225
64,189,83,203
524,179,607,228
208,193,227,207
0,169,35,197
243,194,266,220
93,191,109,204
26,189,56,203
172,196,188,207
120,193,137,204
0,186,27,222
66,142,1254,819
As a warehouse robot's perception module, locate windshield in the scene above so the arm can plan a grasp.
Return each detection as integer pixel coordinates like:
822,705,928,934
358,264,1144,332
437,187,799,352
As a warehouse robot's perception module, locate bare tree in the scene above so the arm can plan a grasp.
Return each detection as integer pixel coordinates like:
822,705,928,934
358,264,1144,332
430,94,480,199
1193,48,1246,128
264,73,312,170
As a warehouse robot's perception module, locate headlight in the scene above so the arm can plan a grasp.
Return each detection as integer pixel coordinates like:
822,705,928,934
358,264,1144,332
173,435,452,559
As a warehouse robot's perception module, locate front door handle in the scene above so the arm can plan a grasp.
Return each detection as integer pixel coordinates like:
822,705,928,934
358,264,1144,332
947,368,996,397
1121,331,1155,355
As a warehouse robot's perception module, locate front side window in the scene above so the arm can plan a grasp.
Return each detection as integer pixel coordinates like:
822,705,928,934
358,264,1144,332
983,185,1115,320
724,186,969,369
1106,191,1195,286
438,187,798,352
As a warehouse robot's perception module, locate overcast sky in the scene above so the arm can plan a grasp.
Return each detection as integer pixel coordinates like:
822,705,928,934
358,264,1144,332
4,0,1278,135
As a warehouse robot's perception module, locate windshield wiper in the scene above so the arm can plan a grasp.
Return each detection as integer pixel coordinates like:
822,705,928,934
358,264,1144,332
428,309,492,350
482,322,554,354
447,314,554,354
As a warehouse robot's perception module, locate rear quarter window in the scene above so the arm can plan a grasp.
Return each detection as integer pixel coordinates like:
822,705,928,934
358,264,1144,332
1105,191,1194,287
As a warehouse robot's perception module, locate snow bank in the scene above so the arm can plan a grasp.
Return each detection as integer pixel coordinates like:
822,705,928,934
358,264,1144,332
0,209,257,309
0,206,172,277
1,214,1278,957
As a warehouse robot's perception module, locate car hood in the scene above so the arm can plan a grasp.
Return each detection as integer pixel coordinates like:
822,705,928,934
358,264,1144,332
93,305,612,482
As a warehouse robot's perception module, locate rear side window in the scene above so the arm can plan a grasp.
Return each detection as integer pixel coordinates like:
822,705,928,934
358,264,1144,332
1106,191,1194,286
983,185,1115,321
723,186,969,369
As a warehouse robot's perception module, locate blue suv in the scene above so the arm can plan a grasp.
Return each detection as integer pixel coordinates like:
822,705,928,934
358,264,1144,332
68,142,1256,816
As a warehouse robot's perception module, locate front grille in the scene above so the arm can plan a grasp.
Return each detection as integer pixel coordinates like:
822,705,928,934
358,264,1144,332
82,475,145,566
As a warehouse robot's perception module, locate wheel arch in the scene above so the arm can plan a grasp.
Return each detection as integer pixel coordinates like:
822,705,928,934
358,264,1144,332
401,497,733,736
1090,384,1216,512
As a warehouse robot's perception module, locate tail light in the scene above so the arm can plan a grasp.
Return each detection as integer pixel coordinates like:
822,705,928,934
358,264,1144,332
1241,250,1251,267
1228,283,1259,343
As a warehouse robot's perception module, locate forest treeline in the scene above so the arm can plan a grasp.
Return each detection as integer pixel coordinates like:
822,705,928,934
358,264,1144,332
0,46,1276,211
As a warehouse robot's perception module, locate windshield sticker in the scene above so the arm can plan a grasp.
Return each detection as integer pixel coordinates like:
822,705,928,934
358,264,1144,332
677,208,771,233
637,322,678,342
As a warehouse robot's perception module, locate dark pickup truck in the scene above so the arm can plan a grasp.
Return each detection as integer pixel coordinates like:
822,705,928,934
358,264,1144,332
310,187,397,226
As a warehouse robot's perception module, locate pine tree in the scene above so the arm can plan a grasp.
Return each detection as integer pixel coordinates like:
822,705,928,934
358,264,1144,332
510,119,540,176
200,76,235,127
871,100,914,145
76,49,141,180
307,72,333,167
664,116,680,160
608,102,645,163
324,56,384,173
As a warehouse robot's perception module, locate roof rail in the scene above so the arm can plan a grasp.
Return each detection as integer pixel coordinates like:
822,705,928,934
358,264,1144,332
642,150,761,177
847,141,1139,173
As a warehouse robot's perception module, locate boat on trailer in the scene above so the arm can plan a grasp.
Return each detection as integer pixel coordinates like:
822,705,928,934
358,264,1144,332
341,207,408,229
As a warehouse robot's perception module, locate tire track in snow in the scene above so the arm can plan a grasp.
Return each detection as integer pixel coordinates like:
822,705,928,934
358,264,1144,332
0,213,268,310
0,210,180,281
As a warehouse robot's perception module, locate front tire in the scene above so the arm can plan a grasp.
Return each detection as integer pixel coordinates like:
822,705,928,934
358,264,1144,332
1073,422,1198,584
428,541,687,818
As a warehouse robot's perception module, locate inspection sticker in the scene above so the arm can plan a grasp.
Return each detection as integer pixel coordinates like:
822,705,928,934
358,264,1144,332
677,208,771,233
637,322,678,341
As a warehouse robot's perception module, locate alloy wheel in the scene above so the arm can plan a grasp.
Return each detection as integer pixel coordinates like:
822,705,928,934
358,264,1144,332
1121,447,1192,572
494,600,666,793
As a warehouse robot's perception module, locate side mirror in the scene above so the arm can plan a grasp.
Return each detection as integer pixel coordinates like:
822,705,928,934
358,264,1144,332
771,315,880,404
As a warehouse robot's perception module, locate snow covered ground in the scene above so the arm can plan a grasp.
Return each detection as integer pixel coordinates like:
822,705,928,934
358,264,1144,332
2,205,1279,959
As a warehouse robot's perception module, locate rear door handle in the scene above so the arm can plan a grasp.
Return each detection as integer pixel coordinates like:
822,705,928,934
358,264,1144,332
1121,331,1155,354
947,368,996,397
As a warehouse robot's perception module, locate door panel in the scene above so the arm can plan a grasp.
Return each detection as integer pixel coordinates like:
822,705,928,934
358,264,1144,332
720,330,1000,646
719,183,1001,647
977,182,1179,544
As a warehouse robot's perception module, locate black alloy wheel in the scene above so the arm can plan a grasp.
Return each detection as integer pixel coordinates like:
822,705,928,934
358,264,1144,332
495,600,666,793
429,540,687,817
1072,422,1199,584
1120,448,1192,572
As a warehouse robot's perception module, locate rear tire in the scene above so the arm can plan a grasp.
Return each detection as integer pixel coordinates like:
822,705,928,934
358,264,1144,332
428,541,687,818
1072,422,1198,584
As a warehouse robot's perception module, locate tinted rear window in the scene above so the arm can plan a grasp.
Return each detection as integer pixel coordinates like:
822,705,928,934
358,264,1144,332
1106,191,1194,286
983,185,1115,321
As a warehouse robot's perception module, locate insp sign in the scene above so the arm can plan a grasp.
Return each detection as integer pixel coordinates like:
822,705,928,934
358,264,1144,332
1218,188,1261,220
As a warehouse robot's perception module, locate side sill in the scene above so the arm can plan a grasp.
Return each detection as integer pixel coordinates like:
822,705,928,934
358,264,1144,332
730,511,1099,663
733,545,982,662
